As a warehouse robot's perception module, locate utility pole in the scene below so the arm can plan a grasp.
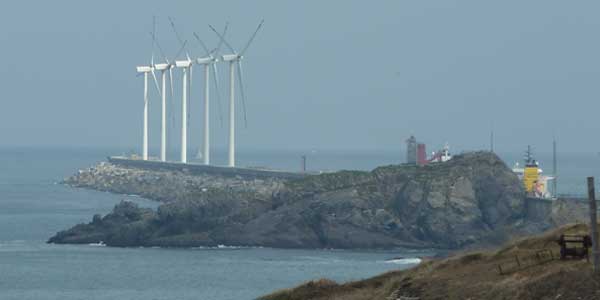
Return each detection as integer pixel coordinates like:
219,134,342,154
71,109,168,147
301,155,307,172
587,177,599,274
490,129,494,153
553,137,557,197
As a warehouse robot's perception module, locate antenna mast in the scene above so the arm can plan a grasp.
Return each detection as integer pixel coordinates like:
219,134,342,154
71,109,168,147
525,145,533,165
553,136,557,197
301,155,307,172
490,130,494,153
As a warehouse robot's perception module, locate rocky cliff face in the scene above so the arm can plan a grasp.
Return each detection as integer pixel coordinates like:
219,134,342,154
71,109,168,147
51,152,528,249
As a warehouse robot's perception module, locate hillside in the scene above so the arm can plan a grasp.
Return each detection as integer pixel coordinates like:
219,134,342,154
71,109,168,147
259,223,600,300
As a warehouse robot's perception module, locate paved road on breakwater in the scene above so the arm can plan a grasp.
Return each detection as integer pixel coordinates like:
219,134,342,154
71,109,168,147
108,156,311,179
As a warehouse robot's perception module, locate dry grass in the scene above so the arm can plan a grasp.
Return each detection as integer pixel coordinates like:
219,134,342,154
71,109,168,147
260,271,405,300
259,223,600,300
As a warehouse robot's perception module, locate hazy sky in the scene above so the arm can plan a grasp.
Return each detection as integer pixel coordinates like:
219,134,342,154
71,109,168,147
0,0,598,154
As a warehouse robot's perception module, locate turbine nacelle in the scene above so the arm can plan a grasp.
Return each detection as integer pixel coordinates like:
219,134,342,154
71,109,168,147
175,60,193,68
196,56,217,65
154,63,170,71
136,66,153,73
221,54,242,62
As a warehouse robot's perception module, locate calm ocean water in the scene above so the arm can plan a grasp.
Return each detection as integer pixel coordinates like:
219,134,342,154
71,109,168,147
0,147,431,300
0,147,597,300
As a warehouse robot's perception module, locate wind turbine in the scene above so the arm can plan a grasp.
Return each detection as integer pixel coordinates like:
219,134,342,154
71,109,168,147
136,17,161,161
150,30,187,162
209,20,264,167
175,59,191,164
193,24,228,165
135,66,160,160
169,17,193,164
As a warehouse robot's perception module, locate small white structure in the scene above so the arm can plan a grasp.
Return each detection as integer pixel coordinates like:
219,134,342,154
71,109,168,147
429,143,452,163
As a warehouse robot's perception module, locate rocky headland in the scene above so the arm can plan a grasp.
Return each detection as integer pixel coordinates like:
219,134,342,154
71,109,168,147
49,152,587,249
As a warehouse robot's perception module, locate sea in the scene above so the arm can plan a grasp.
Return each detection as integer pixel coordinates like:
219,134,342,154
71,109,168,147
0,147,597,300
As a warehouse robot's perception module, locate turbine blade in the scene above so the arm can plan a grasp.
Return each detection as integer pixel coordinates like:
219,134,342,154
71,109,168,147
169,68,174,98
189,66,193,96
149,31,169,64
169,89,175,153
168,16,191,61
193,32,211,56
211,63,224,127
151,16,157,65
173,40,188,62
240,19,264,56
214,23,229,55
151,69,161,96
208,24,236,54
236,60,248,128
168,17,184,44
188,66,192,128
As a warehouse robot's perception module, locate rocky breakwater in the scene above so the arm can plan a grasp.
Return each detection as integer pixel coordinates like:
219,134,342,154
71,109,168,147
51,152,528,249
64,161,286,203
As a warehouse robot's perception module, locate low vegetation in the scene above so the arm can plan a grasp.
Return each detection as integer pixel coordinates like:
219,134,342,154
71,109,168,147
259,223,600,300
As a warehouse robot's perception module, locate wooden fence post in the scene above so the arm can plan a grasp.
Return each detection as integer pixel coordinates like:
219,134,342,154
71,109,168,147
587,177,599,274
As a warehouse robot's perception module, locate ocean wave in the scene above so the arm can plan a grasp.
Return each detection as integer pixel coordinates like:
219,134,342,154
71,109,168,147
385,257,422,265
191,244,263,250
88,241,106,247
0,240,27,248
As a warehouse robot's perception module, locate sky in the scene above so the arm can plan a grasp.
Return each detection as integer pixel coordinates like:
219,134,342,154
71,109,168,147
0,0,598,154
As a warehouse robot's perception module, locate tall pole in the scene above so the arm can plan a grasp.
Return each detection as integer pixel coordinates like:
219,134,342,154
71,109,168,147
161,71,167,162
143,72,149,160
301,155,307,172
553,137,557,197
203,64,210,165
587,177,599,274
490,130,494,153
181,67,188,163
228,61,235,167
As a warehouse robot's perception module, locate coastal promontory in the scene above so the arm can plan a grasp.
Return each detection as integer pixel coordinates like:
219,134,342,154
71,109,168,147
50,152,547,249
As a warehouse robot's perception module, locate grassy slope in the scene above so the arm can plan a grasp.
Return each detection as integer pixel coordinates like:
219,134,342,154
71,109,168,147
259,223,600,300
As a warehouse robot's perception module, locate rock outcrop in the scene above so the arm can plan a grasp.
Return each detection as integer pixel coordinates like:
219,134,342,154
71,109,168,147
51,152,529,249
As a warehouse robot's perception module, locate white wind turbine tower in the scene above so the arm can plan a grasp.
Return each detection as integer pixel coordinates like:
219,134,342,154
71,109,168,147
136,18,161,161
193,24,228,165
135,65,160,160
150,30,187,162
175,59,191,164
209,20,264,167
169,17,192,164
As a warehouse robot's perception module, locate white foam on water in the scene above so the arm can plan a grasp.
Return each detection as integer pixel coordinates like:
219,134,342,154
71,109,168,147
385,258,422,265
